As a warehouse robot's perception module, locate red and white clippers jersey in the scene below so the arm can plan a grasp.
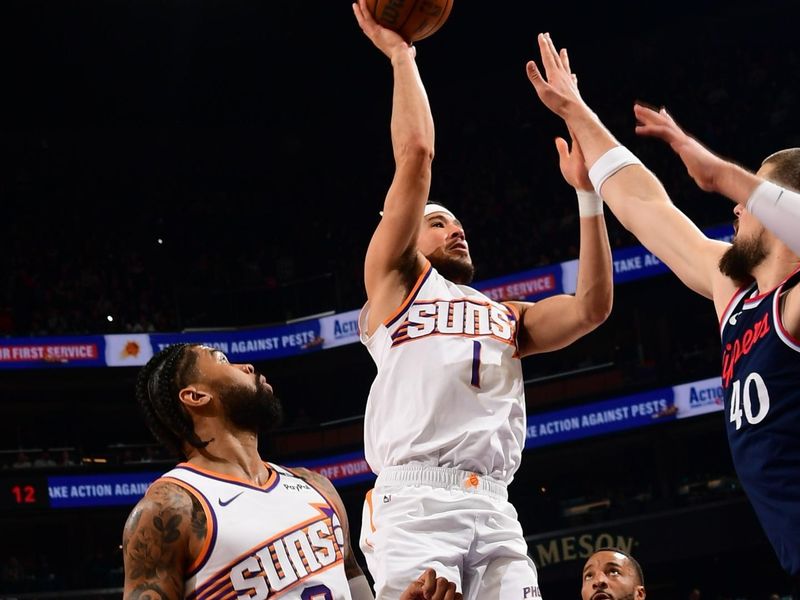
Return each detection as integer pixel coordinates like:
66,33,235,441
160,463,352,600
359,261,526,483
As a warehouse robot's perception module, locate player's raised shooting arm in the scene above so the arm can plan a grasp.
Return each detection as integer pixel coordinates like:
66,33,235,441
364,45,434,297
364,42,434,290
354,3,434,303
123,481,203,600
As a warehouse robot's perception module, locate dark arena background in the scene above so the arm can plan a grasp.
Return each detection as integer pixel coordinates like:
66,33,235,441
1,0,799,598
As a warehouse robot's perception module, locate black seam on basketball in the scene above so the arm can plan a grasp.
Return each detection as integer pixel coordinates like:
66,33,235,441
397,0,422,39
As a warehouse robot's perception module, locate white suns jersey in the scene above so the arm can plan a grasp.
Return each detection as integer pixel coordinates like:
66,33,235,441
160,463,352,600
359,262,526,483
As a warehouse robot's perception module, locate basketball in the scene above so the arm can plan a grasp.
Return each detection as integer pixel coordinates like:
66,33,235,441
366,0,454,43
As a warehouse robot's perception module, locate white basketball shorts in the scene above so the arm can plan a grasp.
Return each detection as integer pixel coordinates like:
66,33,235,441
359,465,541,600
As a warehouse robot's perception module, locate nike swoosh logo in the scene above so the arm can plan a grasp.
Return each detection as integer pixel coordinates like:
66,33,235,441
218,492,244,507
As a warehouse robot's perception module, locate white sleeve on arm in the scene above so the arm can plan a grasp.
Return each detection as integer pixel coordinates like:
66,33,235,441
348,575,375,600
746,180,800,256
587,146,643,197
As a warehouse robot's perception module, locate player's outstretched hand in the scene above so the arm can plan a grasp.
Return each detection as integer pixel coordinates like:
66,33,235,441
633,103,726,193
526,32,583,118
399,568,462,600
353,0,414,61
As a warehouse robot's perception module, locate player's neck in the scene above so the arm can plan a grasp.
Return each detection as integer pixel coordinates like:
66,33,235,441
185,428,268,485
751,247,800,294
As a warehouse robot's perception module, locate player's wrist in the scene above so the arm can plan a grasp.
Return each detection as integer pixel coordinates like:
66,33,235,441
390,45,415,66
714,159,751,197
562,101,597,128
576,188,603,217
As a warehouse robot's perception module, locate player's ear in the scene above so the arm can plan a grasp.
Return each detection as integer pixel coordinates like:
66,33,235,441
179,386,212,408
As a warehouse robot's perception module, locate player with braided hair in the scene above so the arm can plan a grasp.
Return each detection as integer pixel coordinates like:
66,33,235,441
133,343,211,456
123,343,461,600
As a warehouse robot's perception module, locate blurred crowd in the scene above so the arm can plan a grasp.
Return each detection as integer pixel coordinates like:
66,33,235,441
2,33,797,338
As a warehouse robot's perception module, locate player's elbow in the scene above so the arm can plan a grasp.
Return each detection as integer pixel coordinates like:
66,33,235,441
580,295,612,328
395,136,435,166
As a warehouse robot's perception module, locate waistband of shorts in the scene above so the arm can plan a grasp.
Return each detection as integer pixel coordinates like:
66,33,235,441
375,465,508,501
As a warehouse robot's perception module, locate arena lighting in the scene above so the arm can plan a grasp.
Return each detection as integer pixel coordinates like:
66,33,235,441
157,238,163,245
106,315,113,322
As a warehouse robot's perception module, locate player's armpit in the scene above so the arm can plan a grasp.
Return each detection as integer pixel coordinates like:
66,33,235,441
122,481,197,600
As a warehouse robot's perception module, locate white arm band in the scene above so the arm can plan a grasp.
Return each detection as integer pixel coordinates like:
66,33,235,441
588,146,643,196
746,180,800,256
348,575,375,600
577,189,603,217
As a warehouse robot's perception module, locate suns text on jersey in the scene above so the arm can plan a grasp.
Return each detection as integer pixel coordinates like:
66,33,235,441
391,299,516,346
226,510,344,599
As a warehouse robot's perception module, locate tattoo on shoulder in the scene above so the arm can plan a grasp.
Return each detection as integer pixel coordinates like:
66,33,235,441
294,467,329,491
189,493,207,541
123,482,190,588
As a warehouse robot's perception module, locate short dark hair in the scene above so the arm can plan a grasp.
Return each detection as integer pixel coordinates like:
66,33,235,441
134,343,211,457
590,547,644,587
426,200,451,211
761,148,800,193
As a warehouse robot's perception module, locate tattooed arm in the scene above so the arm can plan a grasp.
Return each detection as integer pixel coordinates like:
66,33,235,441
122,480,208,600
293,468,365,581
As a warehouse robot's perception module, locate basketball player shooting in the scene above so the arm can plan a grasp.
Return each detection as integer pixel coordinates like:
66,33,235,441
527,31,800,588
352,3,613,598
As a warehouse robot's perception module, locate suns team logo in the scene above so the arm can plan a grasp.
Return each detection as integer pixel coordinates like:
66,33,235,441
391,299,516,347
190,505,344,600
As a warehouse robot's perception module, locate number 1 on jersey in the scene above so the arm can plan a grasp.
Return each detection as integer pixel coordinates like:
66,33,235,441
471,340,481,388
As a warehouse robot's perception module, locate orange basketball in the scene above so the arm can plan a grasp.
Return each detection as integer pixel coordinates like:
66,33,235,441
366,0,454,43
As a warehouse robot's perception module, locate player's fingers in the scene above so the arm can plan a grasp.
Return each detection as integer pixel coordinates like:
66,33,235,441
633,103,665,124
537,33,560,79
429,576,450,600
560,47,571,74
418,568,436,597
658,106,681,128
440,580,459,600
634,124,672,140
554,136,570,161
526,60,548,95
356,0,377,27
544,32,565,71
352,3,365,27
